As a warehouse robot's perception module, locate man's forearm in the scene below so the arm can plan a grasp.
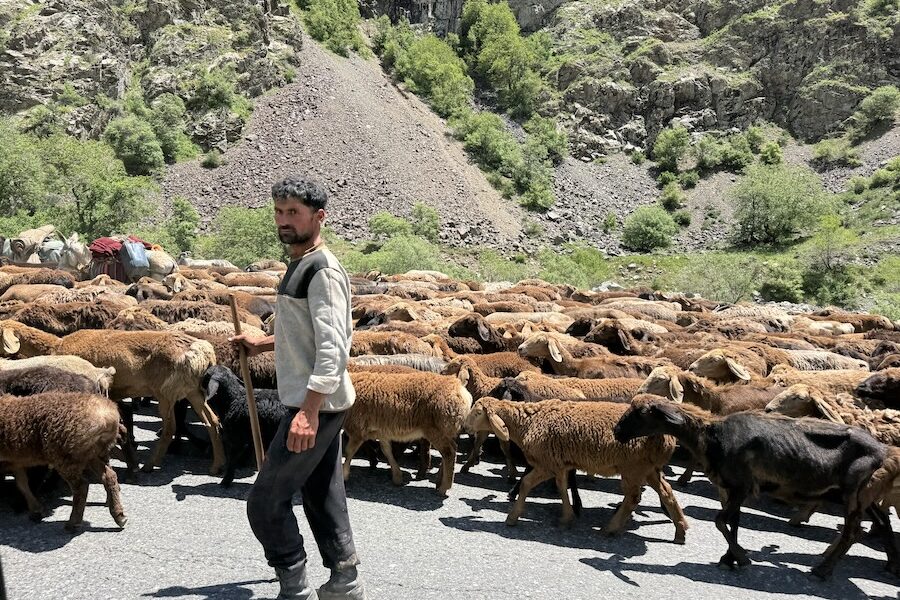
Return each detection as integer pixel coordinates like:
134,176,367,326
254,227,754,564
253,335,276,352
303,389,327,414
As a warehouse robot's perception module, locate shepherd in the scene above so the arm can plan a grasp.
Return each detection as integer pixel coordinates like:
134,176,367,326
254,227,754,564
230,176,367,600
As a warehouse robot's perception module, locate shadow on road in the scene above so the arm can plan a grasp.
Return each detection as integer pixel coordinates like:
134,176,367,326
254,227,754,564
170,482,254,502
143,579,272,599
580,553,892,599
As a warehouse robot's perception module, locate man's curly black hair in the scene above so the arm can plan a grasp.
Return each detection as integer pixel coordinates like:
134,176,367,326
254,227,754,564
271,176,328,210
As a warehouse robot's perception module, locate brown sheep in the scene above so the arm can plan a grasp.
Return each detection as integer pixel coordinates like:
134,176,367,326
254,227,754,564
0,284,72,303
0,366,98,395
465,396,687,542
518,334,670,379
11,301,123,336
172,289,275,320
350,331,436,357
639,366,782,414
140,299,263,330
0,392,127,531
0,269,75,295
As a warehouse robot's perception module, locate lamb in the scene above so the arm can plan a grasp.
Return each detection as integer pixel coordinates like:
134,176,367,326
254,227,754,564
0,284,72,303
638,366,783,414
484,311,574,332
517,334,671,378
0,320,225,474
172,289,275,321
613,395,900,579
0,366,99,395
176,253,239,270
126,281,173,301
350,331,436,357
343,370,473,495
0,269,75,295
0,356,116,394
446,313,519,353
712,305,794,331
503,370,643,403
465,396,688,543
876,354,900,370
809,310,894,333
140,299,264,330
200,365,288,487
686,348,768,382
472,301,535,315
0,392,127,531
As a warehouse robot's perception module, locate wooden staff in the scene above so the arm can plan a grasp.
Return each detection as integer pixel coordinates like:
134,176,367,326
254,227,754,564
229,295,265,470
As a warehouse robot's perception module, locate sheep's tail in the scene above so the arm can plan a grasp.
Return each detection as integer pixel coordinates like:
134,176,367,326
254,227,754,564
86,396,125,453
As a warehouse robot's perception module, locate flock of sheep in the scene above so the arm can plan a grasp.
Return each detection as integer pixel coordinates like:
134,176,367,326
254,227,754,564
1,258,899,582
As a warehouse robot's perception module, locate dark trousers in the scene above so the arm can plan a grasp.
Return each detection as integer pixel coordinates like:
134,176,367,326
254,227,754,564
247,409,359,571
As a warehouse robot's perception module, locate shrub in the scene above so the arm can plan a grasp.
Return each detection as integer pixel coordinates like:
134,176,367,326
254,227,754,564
150,94,198,163
523,115,567,165
166,196,200,253
196,206,284,267
411,202,440,242
202,149,224,168
854,85,900,133
670,254,766,304
20,105,66,138
758,260,805,303
303,0,365,56
395,35,474,117
451,110,522,175
630,150,646,165
812,138,862,169
731,164,831,246
657,171,678,186
55,83,89,108
799,215,860,307
849,176,868,194
537,243,611,289
369,211,413,240
602,212,617,233
868,167,896,188
745,126,766,153
622,205,678,251
475,31,541,116
673,210,691,227
719,134,755,171
693,134,723,172
478,249,530,282
343,235,468,277
102,116,165,176
678,170,699,188
659,183,686,211
190,69,238,111
519,179,554,210
759,141,783,165
522,218,544,237
652,124,690,172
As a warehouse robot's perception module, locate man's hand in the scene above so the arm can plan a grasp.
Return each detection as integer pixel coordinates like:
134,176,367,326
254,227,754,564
287,408,319,453
228,334,273,357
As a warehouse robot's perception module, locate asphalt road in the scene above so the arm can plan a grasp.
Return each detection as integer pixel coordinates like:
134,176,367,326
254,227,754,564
2,407,899,600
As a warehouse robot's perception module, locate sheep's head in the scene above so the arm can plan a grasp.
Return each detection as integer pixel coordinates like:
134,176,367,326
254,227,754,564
764,384,842,423
443,357,476,386
448,314,493,342
163,273,192,294
855,368,900,400
689,349,752,382
464,398,509,441
0,326,20,356
517,333,564,363
614,394,684,443
637,366,684,403
97,366,116,395
875,354,900,370
385,303,420,322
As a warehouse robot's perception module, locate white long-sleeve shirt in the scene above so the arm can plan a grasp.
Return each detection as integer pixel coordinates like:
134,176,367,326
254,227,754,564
274,245,356,411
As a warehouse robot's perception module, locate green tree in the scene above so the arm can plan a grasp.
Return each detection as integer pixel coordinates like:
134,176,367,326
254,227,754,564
167,196,200,253
800,215,860,306
854,85,900,133
671,254,766,303
103,116,165,176
652,124,690,172
39,135,157,239
759,141,783,165
303,0,365,56
197,206,284,267
524,115,567,165
622,205,678,251
150,94,199,163
368,211,413,240
0,120,48,215
731,164,831,245
395,35,474,117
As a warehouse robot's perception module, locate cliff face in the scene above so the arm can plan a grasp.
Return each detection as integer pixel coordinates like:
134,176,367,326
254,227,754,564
0,0,303,145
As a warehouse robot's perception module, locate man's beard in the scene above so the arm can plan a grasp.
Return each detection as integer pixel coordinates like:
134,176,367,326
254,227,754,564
278,228,312,244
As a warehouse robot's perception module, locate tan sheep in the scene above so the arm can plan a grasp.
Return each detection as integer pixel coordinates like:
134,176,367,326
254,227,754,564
0,356,115,395
517,333,670,378
344,370,473,495
769,364,872,395
350,330,436,357
464,396,688,542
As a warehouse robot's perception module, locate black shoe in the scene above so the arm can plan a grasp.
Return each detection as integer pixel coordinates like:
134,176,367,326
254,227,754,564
317,566,368,600
274,559,318,599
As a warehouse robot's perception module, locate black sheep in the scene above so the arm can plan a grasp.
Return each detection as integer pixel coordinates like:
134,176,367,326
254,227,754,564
0,366,98,395
200,365,287,487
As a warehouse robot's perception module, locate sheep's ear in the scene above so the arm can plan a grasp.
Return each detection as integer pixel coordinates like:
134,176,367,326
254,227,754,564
811,395,843,424
204,378,220,402
456,366,470,386
487,410,510,442
725,357,752,381
652,401,685,426
617,329,633,353
1,328,19,356
477,320,491,342
548,338,563,363
669,376,684,403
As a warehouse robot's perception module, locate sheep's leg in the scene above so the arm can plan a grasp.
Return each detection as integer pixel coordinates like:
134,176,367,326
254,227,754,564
603,474,644,536
415,438,432,481
866,505,900,576
500,439,518,482
192,393,224,476
647,469,688,544
506,466,551,526
812,508,864,580
342,436,364,481
60,469,90,533
569,470,582,516
461,431,488,473
788,503,818,527
433,438,457,496
143,398,177,472
219,431,240,488
714,489,750,569
555,472,575,527
677,465,694,486
97,461,127,529
379,440,405,486
12,467,45,521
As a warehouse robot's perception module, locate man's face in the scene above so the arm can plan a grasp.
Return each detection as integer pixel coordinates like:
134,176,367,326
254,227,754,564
274,197,324,245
